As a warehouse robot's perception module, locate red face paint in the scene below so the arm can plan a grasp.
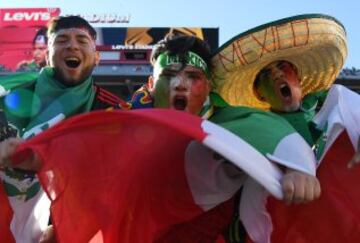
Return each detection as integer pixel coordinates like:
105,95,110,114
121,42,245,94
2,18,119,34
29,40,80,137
257,61,302,112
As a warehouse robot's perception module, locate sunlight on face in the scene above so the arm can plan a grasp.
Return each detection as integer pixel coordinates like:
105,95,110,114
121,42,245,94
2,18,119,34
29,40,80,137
33,42,47,67
47,28,99,86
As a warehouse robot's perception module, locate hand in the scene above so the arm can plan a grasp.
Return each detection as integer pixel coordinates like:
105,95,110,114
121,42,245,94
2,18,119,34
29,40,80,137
281,168,321,205
0,138,23,169
39,225,56,243
16,60,31,70
0,138,41,171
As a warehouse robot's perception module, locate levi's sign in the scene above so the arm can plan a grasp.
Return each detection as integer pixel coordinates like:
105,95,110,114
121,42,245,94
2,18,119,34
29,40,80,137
3,12,51,21
0,8,60,27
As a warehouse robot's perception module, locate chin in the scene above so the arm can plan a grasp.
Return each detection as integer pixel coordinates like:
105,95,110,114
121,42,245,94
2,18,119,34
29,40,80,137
283,102,301,112
64,73,90,86
186,108,200,115
62,77,84,86
187,111,197,115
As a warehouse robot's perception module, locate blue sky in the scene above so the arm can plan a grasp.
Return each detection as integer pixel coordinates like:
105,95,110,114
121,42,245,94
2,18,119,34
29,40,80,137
1,0,359,67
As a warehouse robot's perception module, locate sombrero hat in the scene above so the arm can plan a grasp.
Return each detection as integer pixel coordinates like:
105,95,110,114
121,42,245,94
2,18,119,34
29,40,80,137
211,14,348,110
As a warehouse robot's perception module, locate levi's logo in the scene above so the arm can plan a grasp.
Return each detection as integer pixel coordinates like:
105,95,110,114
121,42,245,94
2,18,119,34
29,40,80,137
3,11,51,22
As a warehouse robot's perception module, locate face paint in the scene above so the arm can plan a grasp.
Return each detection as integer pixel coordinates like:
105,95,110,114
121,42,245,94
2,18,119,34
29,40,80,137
152,74,172,109
257,61,302,112
152,64,210,115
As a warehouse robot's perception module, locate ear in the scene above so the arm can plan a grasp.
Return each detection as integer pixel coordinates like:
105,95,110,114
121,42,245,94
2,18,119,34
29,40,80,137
94,51,100,66
206,79,211,94
253,85,267,102
147,76,154,90
45,49,50,66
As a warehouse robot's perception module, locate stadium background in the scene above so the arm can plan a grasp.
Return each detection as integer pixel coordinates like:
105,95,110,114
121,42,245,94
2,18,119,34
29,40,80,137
0,8,358,100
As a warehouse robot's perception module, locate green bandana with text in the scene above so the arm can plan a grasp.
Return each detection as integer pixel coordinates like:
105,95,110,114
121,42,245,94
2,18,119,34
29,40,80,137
154,51,209,76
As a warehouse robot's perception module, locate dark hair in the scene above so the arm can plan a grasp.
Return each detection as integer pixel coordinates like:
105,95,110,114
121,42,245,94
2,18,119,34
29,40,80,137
32,27,48,45
150,33,212,71
47,15,97,40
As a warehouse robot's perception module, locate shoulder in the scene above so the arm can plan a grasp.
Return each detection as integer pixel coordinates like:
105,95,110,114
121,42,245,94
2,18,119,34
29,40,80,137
301,90,329,112
210,106,296,143
211,105,275,123
92,85,131,110
0,72,38,96
129,85,154,109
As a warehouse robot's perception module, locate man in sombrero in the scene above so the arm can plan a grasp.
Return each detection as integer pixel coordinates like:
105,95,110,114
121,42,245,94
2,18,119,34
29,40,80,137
211,13,350,162
210,14,360,242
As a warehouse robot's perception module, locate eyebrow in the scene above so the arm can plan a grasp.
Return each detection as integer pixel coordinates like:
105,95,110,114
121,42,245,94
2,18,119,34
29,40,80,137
184,70,205,76
276,62,288,69
185,69,203,74
259,68,271,77
160,67,181,75
76,34,92,40
54,33,92,40
161,68,178,74
54,34,69,40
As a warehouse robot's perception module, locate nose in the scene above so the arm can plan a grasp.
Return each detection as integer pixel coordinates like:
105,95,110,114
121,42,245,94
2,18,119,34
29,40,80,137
66,37,80,50
175,82,187,91
272,69,285,80
174,77,189,91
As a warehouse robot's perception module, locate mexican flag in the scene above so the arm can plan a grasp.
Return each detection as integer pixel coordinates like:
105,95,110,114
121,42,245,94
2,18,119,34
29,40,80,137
0,71,50,243
267,130,360,243
12,108,285,243
0,72,38,96
0,68,101,243
0,180,14,243
7,84,360,243
245,85,360,243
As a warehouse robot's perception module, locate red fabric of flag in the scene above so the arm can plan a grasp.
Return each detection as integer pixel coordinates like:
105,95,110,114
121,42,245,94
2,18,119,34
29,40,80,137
0,179,15,243
266,131,360,242
15,109,209,243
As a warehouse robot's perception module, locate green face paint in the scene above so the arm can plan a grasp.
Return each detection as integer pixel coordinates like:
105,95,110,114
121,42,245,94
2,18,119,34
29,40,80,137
256,61,302,112
152,51,207,109
257,77,283,109
153,75,171,108
151,51,210,114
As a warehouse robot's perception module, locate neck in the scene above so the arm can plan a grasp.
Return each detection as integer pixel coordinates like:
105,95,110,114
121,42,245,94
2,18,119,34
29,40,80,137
52,69,89,87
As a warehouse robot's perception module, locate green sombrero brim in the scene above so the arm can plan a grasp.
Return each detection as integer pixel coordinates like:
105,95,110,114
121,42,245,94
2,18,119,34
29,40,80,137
211,14,348,110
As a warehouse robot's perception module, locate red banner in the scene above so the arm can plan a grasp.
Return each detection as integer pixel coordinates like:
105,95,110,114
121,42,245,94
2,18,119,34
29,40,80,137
0,8,60,28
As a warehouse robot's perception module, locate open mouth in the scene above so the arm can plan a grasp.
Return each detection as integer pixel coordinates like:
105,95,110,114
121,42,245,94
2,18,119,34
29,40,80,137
65,57,81,68
279,83,292,98
173,96,188,110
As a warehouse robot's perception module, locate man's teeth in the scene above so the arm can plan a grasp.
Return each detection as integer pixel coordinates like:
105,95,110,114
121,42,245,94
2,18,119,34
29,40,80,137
65,57,80,61
64,57,81,68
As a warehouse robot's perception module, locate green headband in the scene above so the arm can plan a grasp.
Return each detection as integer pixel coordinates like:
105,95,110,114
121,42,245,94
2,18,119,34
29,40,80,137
154,51,209,75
